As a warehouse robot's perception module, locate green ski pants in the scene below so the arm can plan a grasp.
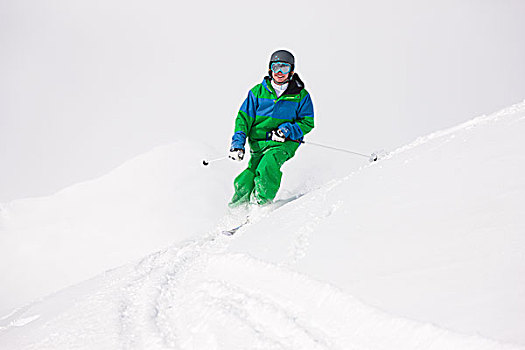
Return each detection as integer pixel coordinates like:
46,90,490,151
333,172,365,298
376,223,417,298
230,141,299,206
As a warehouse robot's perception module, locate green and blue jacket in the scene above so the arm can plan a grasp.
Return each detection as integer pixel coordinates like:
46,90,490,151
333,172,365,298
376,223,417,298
231,74,314,152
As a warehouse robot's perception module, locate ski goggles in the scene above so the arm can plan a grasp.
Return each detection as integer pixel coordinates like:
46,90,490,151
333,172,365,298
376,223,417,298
270,62,292,75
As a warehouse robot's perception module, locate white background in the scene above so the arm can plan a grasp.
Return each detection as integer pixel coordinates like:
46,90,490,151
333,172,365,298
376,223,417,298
1,0,525,201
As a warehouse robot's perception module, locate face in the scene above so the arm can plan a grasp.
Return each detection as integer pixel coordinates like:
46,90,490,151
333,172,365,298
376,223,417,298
270,62,293,84
272,71,290,84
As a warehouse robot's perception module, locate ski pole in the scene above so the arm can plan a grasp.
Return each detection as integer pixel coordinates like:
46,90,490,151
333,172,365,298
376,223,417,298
202,155,229,166
297,140,378,162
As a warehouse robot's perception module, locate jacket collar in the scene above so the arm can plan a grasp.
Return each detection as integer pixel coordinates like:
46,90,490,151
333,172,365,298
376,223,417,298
263,73,305,96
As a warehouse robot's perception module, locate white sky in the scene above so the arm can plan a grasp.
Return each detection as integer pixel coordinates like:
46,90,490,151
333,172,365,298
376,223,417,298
1,0,525,201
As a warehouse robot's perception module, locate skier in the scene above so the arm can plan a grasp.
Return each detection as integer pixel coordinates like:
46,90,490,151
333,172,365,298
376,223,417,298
228,49,314,207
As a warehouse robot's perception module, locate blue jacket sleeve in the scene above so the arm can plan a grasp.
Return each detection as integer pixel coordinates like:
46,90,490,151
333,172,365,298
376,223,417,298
295,93,314,136
231,91,256,150
278,93,314,141
231,131,247,150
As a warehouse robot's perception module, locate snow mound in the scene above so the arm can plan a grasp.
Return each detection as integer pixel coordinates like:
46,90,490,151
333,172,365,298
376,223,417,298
0,141,238,315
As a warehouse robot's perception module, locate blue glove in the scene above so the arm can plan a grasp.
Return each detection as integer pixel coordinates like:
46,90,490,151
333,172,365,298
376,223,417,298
277,122,303,141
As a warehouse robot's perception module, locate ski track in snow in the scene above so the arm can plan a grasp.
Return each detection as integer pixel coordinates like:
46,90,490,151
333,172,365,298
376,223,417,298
21,190,513,350
2,170,523,350
113,201,335,350
106,220,521,350
118,200,320,349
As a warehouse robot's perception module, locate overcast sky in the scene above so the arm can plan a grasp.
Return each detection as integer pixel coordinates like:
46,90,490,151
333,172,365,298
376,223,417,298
1,0,525,201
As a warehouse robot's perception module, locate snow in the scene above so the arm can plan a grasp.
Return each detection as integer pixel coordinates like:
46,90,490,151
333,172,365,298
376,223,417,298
1,101,525,349
228,101,525,344
0,141,236,315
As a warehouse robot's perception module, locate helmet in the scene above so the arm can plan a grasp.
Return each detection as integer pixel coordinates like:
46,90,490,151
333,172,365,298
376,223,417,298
269,49,295,70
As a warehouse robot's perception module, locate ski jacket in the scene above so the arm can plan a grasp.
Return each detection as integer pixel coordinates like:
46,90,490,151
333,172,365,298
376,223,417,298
231,74,314,151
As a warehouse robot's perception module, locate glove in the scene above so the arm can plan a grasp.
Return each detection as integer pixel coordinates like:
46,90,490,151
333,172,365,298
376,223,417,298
229,148,245,161
270,129,286,142
276,122,303,141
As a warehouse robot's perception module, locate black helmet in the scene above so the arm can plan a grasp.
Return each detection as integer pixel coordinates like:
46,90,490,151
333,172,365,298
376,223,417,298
269,49,295,70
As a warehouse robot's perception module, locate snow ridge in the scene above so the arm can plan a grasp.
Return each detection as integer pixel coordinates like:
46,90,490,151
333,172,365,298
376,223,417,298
389,100,525,158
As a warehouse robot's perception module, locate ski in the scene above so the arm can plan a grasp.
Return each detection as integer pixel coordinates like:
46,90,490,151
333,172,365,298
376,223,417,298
221,193,307,236
222,217,250,236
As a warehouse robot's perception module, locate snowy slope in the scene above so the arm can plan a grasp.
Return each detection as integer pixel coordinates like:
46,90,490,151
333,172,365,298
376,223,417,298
0,136,361,315
1,101,525,349
228,101,525,343
0,141,238,315
1,241,520,350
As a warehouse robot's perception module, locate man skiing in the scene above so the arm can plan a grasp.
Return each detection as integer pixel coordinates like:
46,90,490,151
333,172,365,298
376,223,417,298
229,49,314,207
